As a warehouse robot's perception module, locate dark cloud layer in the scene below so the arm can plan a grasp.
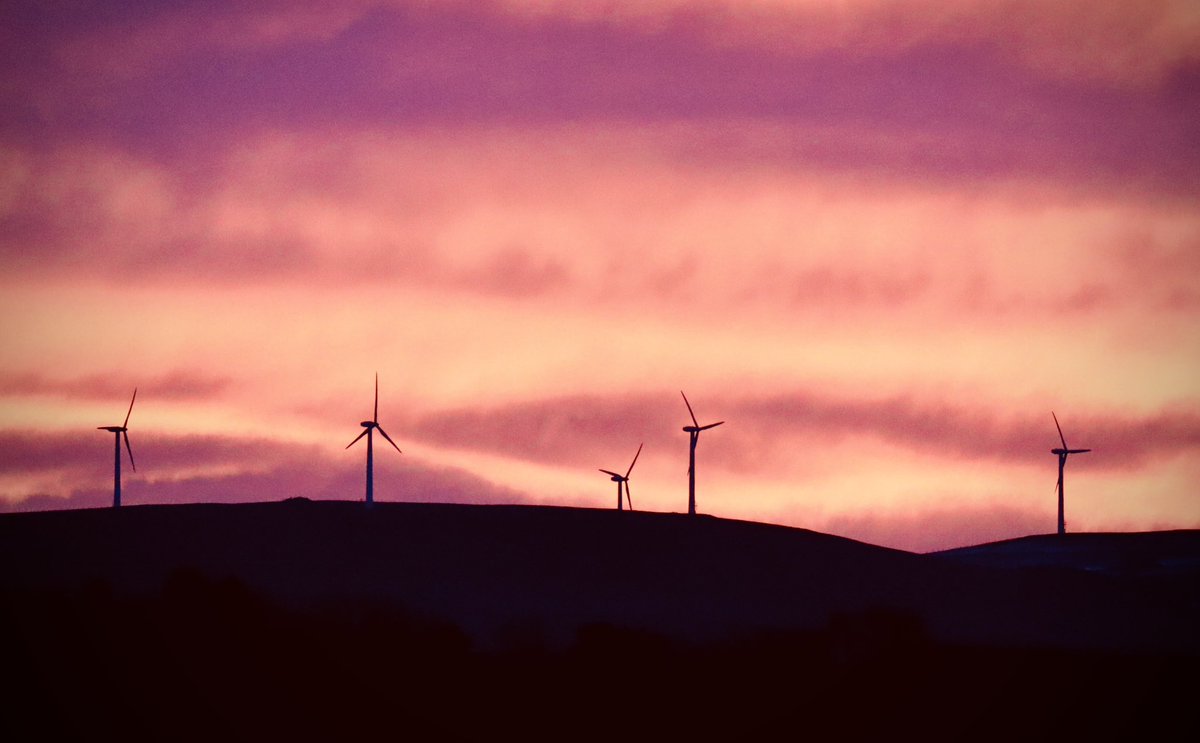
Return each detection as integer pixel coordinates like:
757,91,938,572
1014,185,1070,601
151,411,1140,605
1,2,1196,188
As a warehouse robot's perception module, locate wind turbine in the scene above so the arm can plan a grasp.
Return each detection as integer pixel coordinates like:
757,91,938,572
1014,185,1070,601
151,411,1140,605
1051,411,1091,535
681,391,723,516
346,374,402,506
98,388,137,508
599,443,642,511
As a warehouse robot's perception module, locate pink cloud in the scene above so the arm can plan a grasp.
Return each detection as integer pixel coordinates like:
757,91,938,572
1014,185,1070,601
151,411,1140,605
456,247,571,299
1112,237,1200,313
787,267,933,308
4,131,1196,331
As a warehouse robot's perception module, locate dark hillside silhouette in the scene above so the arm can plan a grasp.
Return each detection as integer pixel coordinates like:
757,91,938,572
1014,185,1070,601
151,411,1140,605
3,502,1197,741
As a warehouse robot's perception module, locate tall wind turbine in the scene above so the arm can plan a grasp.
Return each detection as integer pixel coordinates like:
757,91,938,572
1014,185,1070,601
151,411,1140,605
681,391,723,516
98,388,137,508
346,374,402,506
599,443,642,511
1051,411,1091,535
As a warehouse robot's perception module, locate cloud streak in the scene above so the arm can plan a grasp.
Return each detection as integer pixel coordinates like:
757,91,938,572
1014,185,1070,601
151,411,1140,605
410,392,1200,473
0,371,230,402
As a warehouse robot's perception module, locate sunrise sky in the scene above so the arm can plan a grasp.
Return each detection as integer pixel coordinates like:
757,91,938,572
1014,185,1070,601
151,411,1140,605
1,0,1198,551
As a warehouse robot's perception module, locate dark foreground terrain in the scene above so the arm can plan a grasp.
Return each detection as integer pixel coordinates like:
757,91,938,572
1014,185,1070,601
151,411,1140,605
3,501,1197,741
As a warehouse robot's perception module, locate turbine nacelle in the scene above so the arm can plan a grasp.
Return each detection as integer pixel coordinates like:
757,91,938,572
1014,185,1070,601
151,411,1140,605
98,426,127,433
1051,448,1091,455
360,421,377,428
680,391,723,433
599,469,626,483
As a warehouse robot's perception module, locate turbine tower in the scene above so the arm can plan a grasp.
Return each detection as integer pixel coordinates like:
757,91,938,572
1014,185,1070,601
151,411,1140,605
346,374,402,506
1051,411,1091,535
599,443,642,511
681,391,723,516
98,388,137,508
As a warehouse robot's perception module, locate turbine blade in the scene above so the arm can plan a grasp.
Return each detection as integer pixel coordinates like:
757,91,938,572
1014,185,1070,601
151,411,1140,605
699,421,724,431
599,469,621,477
376,424,402,453
1052,411,1068,449
681,391,698,427
374,373,379,423
123,431,136,472
346,429,369,449
625,442,643,478
1070,448,1091,454
123,388,137,428
625,481,633,510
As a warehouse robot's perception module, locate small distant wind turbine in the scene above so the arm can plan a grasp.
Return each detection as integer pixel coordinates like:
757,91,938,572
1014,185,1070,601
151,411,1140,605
1051,411,1091,535
681,391,723,516
599,443,642,511
346,374,402,506
98,388,137,509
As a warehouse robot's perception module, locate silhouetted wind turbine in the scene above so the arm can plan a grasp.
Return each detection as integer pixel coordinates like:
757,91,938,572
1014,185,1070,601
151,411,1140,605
1051,411,1091,535
681,391,723,516
98,388,137,509
599,442,642,511
346,374,402,506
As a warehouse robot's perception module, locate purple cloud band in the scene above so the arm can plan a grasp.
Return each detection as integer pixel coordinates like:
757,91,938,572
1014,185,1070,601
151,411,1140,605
410,392,1200,472
1,429,528,511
